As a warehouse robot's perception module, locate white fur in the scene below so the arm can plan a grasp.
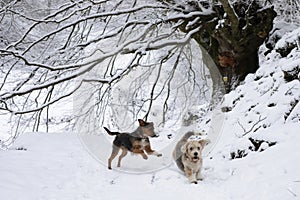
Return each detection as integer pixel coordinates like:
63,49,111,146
173,131,211,184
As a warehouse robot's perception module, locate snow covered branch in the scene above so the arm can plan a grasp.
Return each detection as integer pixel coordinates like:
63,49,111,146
0,0,291,141
0,0,217,137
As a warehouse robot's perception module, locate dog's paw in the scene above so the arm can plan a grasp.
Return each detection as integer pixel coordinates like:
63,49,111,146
196,171,204,180
157,153,162,157
108,166,112,170
143,155,148,160
191,181,198,184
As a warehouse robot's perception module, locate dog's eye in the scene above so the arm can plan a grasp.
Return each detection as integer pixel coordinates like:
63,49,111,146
189,147,193,151
197,147,200,150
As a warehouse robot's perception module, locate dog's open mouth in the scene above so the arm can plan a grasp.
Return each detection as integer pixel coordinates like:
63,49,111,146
192,157,199,162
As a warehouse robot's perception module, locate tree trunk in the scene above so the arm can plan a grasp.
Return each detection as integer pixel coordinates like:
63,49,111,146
182,2,277,92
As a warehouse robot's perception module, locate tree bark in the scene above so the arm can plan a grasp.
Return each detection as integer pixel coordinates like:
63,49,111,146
180,1,277,92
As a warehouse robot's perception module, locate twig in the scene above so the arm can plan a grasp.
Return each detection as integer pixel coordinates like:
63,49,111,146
287,188,297,197
151,174,156,184
237,120,247,133
237,115,267,137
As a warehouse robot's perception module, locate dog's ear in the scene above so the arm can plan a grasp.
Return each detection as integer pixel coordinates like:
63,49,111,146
138,119,147,126
199,139,211,147
181,143,188,153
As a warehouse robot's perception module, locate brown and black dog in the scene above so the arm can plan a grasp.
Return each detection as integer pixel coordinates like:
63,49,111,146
104,119,162,170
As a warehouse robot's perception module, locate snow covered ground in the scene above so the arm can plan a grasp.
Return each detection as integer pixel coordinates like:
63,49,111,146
1,124,299,200
1,22,300,200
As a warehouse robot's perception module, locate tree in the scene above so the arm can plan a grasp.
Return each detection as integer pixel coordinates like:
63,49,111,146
171,0,276,91
0,0,281,146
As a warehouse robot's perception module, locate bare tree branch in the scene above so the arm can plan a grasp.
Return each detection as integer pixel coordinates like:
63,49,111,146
237,115,267,137
0,0,279,143
218,0,239,34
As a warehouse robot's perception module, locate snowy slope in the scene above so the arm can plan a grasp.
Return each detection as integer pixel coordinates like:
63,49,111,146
1,25,300,200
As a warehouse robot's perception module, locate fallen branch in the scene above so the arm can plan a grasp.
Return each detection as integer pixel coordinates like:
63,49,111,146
237,115,267,137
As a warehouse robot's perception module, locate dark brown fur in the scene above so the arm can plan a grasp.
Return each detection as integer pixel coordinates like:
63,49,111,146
104,119,162,170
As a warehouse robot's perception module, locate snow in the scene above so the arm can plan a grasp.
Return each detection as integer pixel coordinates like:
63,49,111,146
1,13,300,200
1,122,299,200
275,27,300,50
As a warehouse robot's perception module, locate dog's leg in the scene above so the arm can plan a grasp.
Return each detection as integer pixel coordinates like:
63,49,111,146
196,170,203,180
132,148,148,159
117,147,128,168
184,167,197,184
108,145,120,170
145,144,162,157
196,162,203,180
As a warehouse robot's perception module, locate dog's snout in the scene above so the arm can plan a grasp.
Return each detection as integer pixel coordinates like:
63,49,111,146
194,152,198,156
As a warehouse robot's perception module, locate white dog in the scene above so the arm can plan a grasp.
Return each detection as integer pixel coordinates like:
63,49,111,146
173,131,210,184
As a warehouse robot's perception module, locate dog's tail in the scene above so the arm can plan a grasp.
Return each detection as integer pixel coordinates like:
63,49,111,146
181,131,195,142
103,127,119,136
